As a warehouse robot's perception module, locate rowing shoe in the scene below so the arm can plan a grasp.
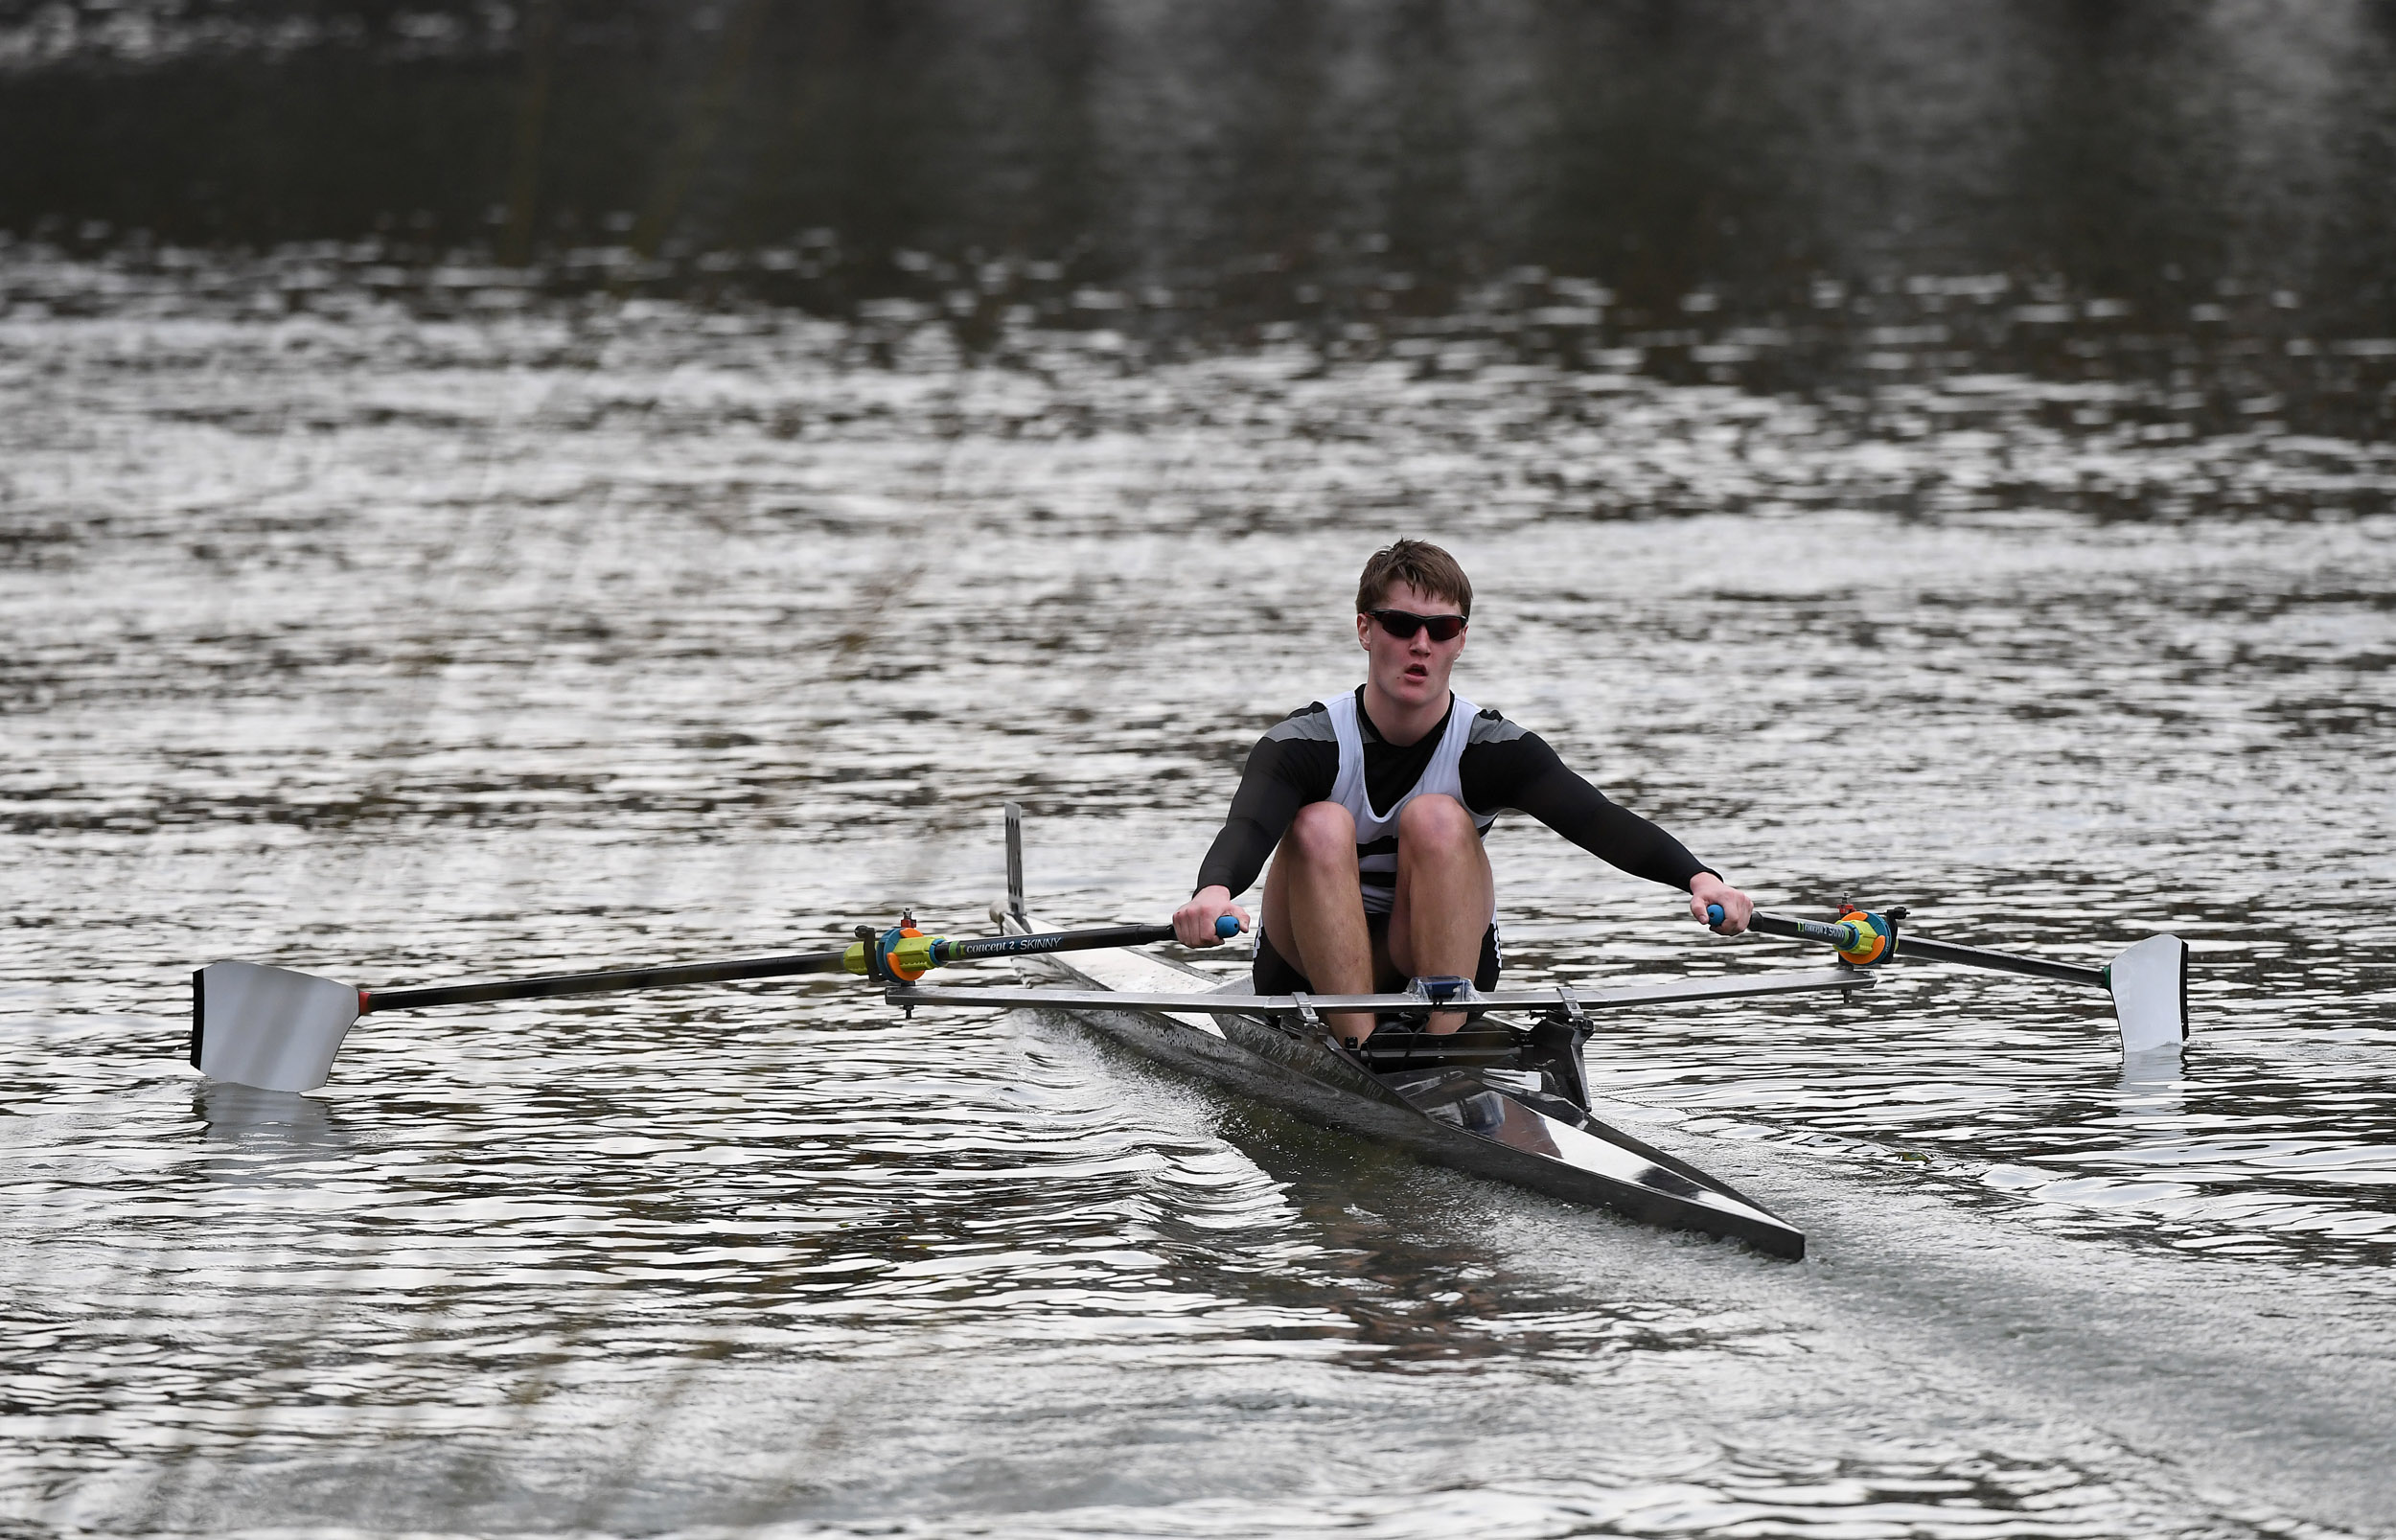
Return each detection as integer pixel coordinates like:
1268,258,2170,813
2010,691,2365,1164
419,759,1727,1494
1710,902,2188,1054
189,914,1240,1094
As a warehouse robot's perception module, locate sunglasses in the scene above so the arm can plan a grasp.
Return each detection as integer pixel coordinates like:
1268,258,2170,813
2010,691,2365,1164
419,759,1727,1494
1366,608,1469,642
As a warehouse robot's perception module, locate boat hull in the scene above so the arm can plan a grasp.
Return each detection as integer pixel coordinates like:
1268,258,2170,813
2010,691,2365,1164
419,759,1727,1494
1022,927,1806,1260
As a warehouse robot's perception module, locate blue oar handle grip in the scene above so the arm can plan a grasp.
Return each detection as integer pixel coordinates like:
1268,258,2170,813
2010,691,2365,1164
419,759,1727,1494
1215,915,1241,939
1706,903,1726,931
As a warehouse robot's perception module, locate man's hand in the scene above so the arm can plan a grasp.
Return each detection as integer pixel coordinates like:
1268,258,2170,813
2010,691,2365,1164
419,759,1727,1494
1175,886,1252,947
1689,873,1753,935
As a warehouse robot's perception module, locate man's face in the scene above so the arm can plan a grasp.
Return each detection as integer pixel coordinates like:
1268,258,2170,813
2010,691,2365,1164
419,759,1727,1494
1356,579,1468,714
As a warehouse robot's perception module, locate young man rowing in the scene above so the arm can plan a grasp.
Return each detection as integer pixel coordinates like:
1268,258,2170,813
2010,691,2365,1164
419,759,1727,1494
1171,540,1753,1047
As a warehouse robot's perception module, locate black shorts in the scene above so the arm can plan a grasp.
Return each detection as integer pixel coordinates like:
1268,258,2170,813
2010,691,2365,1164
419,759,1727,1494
1253,910,1503,996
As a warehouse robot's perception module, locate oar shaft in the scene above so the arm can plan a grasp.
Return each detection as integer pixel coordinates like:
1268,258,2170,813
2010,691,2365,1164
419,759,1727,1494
1748,913,1863,949
1884,932,2106,987
357,918,1233,1013
363,949,849,1013
1745,912,2105,988
937,924,1176,963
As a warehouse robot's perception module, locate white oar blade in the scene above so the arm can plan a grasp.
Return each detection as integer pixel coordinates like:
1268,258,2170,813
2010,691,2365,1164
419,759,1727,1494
191,961,361,1092
2108,934,2189,1054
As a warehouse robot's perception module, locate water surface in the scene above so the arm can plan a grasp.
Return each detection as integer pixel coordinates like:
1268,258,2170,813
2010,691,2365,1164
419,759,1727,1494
6,6,2396,1537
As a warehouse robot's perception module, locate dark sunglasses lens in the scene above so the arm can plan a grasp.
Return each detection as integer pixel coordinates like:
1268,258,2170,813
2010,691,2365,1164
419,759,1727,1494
1372,609,1466,641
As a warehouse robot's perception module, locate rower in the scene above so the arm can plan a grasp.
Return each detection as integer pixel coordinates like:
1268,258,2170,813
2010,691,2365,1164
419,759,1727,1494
1171,539,1755,1048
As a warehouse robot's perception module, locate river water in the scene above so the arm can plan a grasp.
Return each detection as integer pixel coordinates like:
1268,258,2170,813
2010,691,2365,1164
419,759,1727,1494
7,4,2396,1537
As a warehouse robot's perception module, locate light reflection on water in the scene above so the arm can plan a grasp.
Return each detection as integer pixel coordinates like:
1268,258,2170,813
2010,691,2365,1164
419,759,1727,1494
3,262,2393,1536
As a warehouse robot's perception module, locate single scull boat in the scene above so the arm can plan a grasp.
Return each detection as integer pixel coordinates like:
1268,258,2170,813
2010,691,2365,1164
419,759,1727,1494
182,808,2189,1261
887,804,1851,1257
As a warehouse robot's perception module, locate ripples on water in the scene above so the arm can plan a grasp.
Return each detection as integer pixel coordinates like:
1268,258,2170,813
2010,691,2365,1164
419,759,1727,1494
3,252,2394,1534
7,4,2396,1529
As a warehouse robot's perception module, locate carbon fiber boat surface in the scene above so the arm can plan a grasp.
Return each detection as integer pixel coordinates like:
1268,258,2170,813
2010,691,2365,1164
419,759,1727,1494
1005,908,1810,1260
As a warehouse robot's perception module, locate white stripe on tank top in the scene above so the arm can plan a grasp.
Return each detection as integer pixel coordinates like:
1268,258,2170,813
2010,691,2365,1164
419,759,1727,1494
1321,689,1498,919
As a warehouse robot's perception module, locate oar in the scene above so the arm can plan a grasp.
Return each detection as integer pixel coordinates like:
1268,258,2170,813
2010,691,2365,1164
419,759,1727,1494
1708,903,2188,1054
189,915,1240,1094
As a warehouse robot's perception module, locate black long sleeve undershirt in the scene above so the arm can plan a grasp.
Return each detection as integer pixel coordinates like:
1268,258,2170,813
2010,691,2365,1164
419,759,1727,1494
1192,702,1713,899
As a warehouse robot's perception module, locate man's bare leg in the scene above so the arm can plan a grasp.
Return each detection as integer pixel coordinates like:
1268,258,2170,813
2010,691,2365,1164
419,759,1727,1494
1387,794,1495,1035
1260,801,1377,1047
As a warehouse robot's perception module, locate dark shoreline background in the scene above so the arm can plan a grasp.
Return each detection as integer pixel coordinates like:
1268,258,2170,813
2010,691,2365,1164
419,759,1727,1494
6,0,2395,440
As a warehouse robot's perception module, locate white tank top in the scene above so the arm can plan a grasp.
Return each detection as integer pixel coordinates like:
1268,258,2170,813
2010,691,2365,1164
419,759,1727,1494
1321,689,1498,917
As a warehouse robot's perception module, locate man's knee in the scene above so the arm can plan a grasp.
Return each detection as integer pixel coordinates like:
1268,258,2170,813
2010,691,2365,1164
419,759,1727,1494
1283,801,1357,865
1398,793,1477,857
